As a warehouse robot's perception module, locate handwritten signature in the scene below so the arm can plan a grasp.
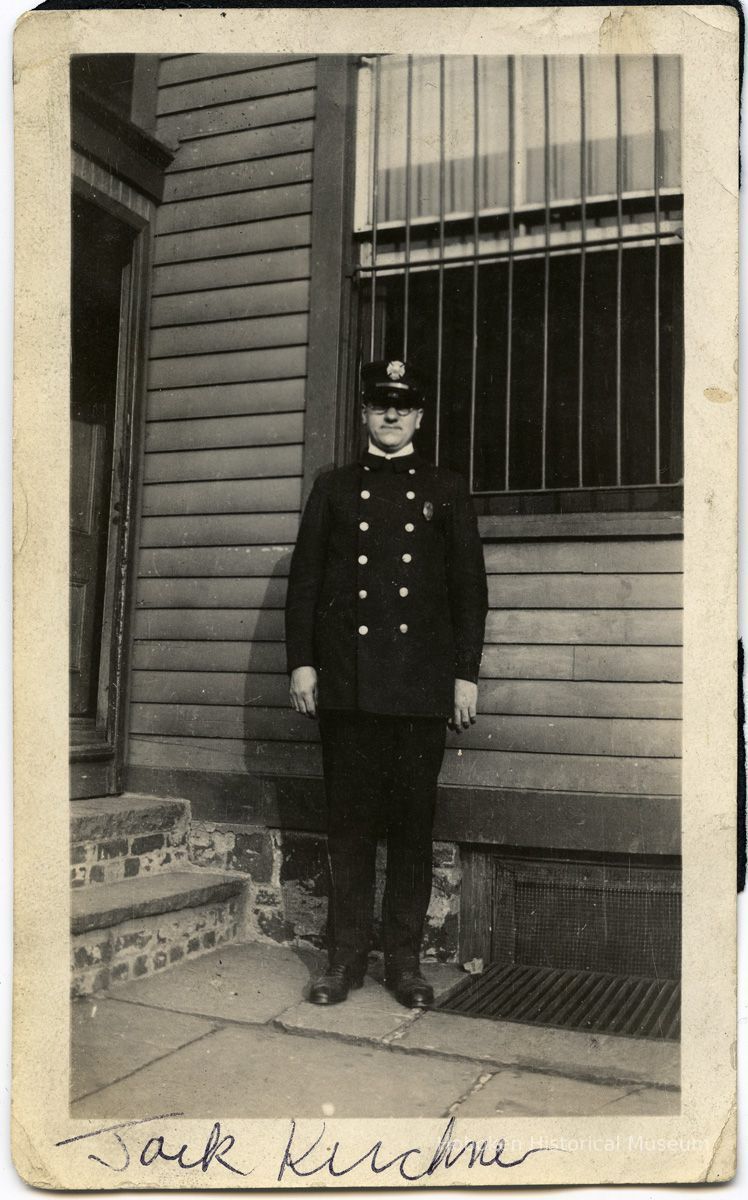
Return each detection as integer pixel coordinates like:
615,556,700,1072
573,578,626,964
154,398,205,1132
57,1114,551,1179
56,1114,250,1176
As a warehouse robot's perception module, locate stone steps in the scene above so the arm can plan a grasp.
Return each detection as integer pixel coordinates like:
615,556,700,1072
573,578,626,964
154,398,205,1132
71,794,191,888
70,795,250,996
72,870,245,934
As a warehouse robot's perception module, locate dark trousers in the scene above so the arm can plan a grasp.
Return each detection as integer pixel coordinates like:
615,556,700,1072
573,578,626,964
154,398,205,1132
318,710,447,972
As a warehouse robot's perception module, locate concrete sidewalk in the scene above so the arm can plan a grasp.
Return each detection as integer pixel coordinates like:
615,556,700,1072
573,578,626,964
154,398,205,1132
71,943,680,1119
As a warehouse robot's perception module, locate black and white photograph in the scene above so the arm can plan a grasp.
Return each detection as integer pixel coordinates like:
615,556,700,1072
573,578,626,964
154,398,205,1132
11,4,739,1189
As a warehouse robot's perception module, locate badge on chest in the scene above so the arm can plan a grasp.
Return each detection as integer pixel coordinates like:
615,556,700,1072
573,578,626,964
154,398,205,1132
423,500,434,521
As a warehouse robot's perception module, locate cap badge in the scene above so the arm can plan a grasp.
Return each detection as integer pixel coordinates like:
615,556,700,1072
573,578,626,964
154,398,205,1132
386,360,406,380
423,500,434,521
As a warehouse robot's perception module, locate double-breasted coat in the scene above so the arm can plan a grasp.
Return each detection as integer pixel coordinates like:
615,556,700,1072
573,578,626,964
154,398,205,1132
285,449,488,717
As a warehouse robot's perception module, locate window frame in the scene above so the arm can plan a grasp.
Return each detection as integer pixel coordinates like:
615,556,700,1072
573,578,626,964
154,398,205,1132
303,54,684,538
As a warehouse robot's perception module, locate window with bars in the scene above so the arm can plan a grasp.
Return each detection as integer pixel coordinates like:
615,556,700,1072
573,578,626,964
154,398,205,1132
352,55,684,513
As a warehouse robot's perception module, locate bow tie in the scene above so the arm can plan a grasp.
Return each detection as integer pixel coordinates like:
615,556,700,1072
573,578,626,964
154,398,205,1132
361,451,421,474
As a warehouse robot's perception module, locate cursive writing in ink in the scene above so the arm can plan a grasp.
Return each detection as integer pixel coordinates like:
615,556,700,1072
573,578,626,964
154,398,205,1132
278,1116,550,1181
56,1115,249,1176
141,1121,249,1175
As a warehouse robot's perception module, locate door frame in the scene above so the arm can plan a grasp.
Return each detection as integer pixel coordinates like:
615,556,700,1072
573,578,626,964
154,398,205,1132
69,174,152,798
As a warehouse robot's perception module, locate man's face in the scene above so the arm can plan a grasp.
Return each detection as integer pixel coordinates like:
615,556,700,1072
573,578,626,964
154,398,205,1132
362,393,423,454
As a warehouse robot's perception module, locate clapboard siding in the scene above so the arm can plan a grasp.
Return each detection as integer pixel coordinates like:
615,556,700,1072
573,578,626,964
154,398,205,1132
159,61,318,117
132,671,292,705
159,55,316,87
483,540,682,574
132,52,315,772
131,671,680,719
151,280,311,327
485,609,680,645
154,215,312,266
487,574,680,608
157,87,317,143
146,412,304,452
141,478,302,516
129,639,681,684
132,640,289,673
140,515,300,548
150,314,309,358
157,185,314,237
152,249,311,296
163,153,313,204
148,346,308,390
133,609,286,640
128,735,680,797
136,577,289,607
130,702,680,758
144,446,303,483
127,55,684,848
132,603,681,645
147,379,306,421
168,121,315,172
134,572,681,620
138,546,293,577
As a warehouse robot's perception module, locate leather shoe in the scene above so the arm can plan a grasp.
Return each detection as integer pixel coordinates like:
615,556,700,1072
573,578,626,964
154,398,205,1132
385,967,434,1009
309,963,365,1005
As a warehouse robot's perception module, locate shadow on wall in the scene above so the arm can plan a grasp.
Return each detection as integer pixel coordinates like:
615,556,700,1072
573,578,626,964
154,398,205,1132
240,552,331,953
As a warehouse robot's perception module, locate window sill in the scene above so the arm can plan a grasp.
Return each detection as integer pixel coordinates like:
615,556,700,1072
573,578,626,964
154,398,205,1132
478,511,684,541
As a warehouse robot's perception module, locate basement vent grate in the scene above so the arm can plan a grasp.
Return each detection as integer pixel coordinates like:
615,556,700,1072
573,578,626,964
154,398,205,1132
434,964,680,1041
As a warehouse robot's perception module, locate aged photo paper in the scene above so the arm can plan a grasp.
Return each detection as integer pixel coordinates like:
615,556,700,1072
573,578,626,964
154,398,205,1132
12,4,738,1188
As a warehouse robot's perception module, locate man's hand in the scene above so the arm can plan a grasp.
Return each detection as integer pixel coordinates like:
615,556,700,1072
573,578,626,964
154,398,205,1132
451,678,478,731
290,666,319,718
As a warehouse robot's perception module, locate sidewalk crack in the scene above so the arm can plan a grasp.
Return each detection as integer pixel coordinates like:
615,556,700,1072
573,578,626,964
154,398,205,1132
445,1068,498,1116
381,1008,428,1044
71,1023,224,1105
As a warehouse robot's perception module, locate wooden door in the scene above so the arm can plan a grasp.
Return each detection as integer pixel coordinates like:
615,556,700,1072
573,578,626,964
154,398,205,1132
70,402,113,720
70,194,139,795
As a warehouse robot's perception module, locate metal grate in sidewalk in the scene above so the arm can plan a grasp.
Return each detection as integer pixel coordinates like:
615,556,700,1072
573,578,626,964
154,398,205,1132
434,964,680,1041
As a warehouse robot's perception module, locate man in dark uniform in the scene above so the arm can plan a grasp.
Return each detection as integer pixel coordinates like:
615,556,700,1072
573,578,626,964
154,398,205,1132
285,360,488,1008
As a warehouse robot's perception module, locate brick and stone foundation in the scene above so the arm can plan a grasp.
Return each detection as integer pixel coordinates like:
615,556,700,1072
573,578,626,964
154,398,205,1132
189,822,461,962
71,896,243,996
70,799,190,889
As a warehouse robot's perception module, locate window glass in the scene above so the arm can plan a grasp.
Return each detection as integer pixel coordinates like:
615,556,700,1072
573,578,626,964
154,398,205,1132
353,54,684,508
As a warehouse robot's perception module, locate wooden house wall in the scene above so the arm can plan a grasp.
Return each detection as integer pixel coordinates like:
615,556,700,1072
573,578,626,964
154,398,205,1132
127,55,683,852
129,52,311,777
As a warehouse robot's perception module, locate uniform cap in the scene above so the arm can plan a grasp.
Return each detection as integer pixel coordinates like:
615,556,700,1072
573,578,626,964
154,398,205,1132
360,360,427,406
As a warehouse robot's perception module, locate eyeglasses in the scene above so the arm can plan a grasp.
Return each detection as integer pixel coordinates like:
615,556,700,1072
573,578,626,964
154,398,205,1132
365,403,419,416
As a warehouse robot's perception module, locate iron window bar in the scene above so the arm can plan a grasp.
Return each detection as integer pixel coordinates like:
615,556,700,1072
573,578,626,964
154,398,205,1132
403,54,413,357
540,55,551,493
615,54,624,488
355,54,682,497
654,54,662,485
435,54,446,465
578,55,587,488
505,56,515,492
468,55,480,491
368,54,381,361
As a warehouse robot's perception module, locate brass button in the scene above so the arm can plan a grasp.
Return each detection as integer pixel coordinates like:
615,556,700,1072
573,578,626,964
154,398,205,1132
408,468,416,475
405,523,415,532
359,589,368,599
361,490,370,499
406,491,415,499
358,554,368,565
359,521,369,531
399,587,409,597
399,623,408,634
358,625,368,636
402,553,412,563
